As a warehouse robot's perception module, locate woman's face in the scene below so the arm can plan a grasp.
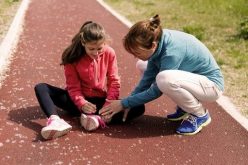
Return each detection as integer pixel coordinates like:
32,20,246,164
84,39,105,59
131,42,157,61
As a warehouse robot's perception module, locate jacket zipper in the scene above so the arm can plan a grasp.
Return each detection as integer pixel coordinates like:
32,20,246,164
93,59,99,84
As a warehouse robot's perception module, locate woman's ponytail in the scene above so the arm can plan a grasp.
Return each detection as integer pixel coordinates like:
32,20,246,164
149,14,161,31
123,14,163,54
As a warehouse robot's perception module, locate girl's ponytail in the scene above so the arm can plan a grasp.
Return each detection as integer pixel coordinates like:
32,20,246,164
61,21,106,65
61,32,85,65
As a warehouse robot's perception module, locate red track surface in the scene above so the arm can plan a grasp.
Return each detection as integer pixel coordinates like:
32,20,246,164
0,0,247,164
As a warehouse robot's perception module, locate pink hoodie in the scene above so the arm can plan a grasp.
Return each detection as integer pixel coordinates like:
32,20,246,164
64,46,120,110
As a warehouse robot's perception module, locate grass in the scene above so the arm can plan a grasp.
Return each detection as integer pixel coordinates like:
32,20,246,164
0,0,21,43
105,0,248,117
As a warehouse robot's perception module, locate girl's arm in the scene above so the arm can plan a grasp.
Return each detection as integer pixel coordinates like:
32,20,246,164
105,48,120,101
64,64,87,110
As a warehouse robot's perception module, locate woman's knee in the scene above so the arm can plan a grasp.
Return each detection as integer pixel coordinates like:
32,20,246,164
136,60,147,75
156,70,177,93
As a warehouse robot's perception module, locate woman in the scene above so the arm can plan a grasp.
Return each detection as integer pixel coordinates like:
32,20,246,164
100,15,224,135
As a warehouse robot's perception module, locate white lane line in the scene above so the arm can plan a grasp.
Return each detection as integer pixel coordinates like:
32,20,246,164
0,0,31,88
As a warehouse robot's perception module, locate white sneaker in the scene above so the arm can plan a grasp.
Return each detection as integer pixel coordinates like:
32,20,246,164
41,115,72,140
80,114,106,131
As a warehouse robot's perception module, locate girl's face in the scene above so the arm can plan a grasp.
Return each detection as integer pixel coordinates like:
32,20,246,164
131,42,157,61
84,39,105,59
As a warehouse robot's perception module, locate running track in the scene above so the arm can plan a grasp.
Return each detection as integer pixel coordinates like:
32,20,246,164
0,0,247,164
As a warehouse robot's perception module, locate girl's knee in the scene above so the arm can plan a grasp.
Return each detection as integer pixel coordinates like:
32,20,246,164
34,83,47,92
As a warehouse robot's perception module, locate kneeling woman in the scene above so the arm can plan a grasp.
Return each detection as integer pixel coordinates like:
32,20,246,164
100,15,224,135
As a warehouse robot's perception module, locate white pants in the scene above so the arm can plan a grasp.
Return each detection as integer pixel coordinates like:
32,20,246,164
136,60,222,116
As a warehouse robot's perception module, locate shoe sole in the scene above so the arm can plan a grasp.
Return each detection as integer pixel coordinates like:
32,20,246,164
80,115,99,131
41,127,72,140
176,117,212,136
167,113,189,121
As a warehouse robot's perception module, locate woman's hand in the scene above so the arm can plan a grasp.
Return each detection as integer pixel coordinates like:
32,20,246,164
81,102,96,114
99,100,123,118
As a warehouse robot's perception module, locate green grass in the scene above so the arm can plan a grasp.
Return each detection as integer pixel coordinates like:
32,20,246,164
0,0,21,41
105,0,248,117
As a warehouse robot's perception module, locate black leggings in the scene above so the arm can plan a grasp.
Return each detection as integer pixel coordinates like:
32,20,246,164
34,83,145,123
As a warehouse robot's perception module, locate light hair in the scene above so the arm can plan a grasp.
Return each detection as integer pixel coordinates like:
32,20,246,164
123,14,163,55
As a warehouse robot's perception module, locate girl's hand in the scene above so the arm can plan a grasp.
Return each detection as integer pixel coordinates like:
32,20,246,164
81,102,96,114
99,100,123,118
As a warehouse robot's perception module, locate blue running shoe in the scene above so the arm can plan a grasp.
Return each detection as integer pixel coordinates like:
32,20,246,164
176,110,211,135
167,107,188,121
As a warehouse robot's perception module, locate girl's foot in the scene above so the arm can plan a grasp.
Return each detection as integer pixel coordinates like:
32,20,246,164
41,115,72,140
80,114,106,131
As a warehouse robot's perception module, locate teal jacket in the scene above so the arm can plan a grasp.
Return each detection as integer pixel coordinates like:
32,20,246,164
121,29,224,108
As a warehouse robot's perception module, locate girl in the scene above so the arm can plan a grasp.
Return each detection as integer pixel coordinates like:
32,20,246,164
100,15,224,135
34,21,144,140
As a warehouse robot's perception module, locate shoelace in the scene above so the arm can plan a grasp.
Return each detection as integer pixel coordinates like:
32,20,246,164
46,117,53,126
90,115,107,128
184,115,197,127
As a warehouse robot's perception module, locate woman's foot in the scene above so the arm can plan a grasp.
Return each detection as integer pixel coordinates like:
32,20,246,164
176,110,211,135
167,107,188,121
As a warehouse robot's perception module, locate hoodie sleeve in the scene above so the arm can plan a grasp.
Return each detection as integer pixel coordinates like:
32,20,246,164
121,60,162,108
121,82,162,108
64,64,87,110
106,48,120,100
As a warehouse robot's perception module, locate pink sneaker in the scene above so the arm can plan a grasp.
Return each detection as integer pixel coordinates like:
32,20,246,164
80,114,106,131
41,115,72,140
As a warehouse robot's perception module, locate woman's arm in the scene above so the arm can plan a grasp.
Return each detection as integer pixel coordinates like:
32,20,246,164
131,61,158,95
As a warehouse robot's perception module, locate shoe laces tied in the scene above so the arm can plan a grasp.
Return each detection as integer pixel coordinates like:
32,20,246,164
90,115,107,128
184,115,197,127
98,117,107,128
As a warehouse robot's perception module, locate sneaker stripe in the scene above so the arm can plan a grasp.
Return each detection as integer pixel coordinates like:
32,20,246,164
167,113,189,121
47,130,57,139
41,118,72,140
43,128,71,140
86,117,91,130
